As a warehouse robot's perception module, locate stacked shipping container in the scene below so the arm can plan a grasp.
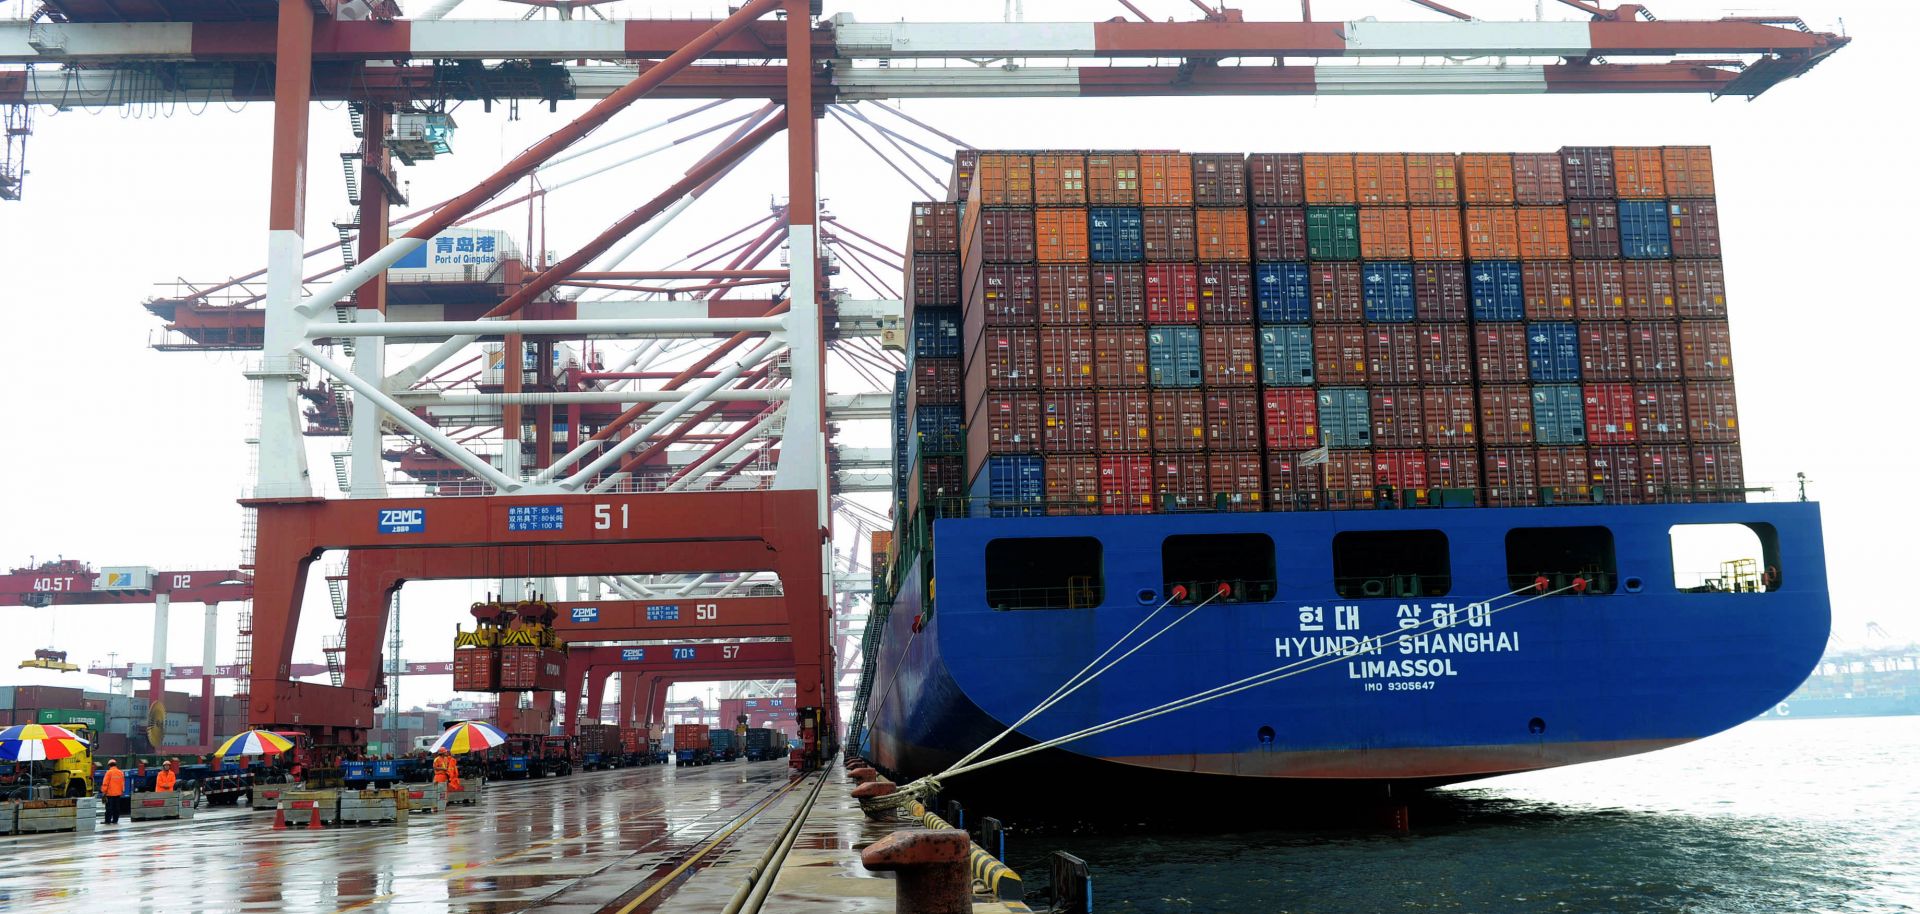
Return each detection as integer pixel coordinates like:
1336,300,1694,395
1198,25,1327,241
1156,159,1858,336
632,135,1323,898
894,147,1743,520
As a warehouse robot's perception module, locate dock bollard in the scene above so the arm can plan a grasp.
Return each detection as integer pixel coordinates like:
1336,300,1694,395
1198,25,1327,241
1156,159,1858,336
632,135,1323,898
848,767,880,784
851,779,898,821
860,829,972,914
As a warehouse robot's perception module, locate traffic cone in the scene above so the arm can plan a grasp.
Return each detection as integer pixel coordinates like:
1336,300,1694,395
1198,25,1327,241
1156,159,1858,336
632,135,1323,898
307,802,323,830
272,806,287,830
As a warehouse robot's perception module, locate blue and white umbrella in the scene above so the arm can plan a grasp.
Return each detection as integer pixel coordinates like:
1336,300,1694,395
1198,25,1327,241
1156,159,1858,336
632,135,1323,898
429,721,509,754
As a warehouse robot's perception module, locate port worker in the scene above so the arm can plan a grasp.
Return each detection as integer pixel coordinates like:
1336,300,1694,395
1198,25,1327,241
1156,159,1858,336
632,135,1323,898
432,749,461,791
155,760,178,792
100,760,127,824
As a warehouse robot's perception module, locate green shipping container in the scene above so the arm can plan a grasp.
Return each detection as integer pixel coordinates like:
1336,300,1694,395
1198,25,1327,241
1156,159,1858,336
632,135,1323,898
1306,206,1360,261
36,708,107,734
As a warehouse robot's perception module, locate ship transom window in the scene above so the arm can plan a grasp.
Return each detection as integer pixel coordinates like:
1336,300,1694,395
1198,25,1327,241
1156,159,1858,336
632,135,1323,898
1162,534,1277,603
985,537,1104,610
1506,526,1617,595
1332,530,1452,598
1670,523,1780,593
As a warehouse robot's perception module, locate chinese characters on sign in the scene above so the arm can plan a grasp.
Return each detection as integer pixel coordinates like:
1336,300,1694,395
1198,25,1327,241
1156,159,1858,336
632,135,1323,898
507,505,566,532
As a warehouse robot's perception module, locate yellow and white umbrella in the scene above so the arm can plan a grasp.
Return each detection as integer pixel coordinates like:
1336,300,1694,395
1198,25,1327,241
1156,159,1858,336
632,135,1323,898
428,721,508,754
214,729,295,758
0,723,91,761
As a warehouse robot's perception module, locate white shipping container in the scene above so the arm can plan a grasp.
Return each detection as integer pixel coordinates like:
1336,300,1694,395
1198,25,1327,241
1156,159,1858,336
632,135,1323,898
96,567,154,591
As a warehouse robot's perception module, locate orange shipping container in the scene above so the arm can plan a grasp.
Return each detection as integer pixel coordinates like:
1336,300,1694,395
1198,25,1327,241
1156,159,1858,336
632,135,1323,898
1354,153,1409,205
1613,146,1667,198
1034,208,1090,262
1661,146,1716,198
1408,208,1464,261
1515,206,1571,261
1303,153,1357,205
1458,153,1515,205
1086,152,1141,205
1404,153,1459,206
1139,152,1194,206
976,153,1033,206
1032,153,1088,206
1510,153,1565,205
1463,206,1521,260
1194,209,1251,262
1358,208,1412,260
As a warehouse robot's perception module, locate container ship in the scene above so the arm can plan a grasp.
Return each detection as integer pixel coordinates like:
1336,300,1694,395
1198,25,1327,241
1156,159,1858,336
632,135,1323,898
1763,645,1920,720
854,147,1830,814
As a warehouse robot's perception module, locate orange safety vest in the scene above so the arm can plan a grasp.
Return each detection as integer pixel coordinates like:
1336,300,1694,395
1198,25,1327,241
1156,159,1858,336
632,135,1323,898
155,769,177,792
433,755,455,782
101,767,126,797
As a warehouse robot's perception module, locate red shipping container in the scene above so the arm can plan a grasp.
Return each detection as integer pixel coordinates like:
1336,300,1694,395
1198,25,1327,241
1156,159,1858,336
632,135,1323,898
1359,208,1412,260
969,391,1044,458
1572,261,1627,320
1580,322,1634,382
1150,390,1207,452
1612,146,1667,198
1640,445,1694,503
1407,207,1464,261
979,208,1036,263
1691,443,1746,503
1464,206,1521,260
1373,450,1432,506
1095,389,1152,452
1036,263,1093,325
967,327,1039,390
1560,146,1616,200
1589,446,1643,504
1428,448,1480,494
1415,323,1472,384
1205,389,1263,451
453,647,498,692
1515,206,1571,260
911,254,961,308
1032,153,1087,206
1034,207,1091,262
1483,447,1539,507
1567,200,1621,260
975,153,1033,206
1478,385,1534,446
1263,388,1320,451
1045,454,1101,515
1584,382,1638,444
1621,261,1676,320
1511,152,1566,205
1366,326,1421,385
1143,208,1198,262
1248,153,1306,207
1325,450,1376,511
1459,153,1515,204
1145,264,1200,323
1672,260,1728,319
1201,325,1259,387
1680,321,1735,380
1522,261,1576,320
1195,209,1251,261
673,723,712,751
1090,264,1147,324
1251,207,1308,262
1404,153,1459,206
908,456,964,521
1313,325,1369,385
1628,321,1682,381
1303,153,1357,205
1266,454,1324,511
911,357,962,405
1661,146,1716,198
1041,389,1099,454
1195,263,1254,324
1355,153,1409,205
1413,262,1468,321
1423,385,1478,447
1039,327,1096,389
1634,382,1689,443
1370,386,1425,448
1536,446,1591,502
1140,152,1195,206
1310,263,1364,323
910,202,961,254
1093,326,1150,388
970,263,1037,326
1099,454,1155,514
1667,199,1722,259
1153,453,1210,511
1206,452,1265,512
1192,153,1248,208
1086,152,1141,205
1473,324,1530,383
1685,381,1740,442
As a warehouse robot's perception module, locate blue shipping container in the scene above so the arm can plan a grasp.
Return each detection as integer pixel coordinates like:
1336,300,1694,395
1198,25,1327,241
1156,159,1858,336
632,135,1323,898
1147,325,1204,388
1618,200,1672,260
913,404,965,456
970,455,1045,517
1362,262,1416,323
913,308,962,359
1470,261,1526,322
1531,385,1587,445
1317,388,1372,448
1526,322,1583,383
1255,263,1313,323
1257,326,1315,386
1089,207,1146,262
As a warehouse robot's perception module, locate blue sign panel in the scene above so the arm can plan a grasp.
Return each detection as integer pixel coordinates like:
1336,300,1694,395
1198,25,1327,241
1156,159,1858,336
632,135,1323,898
378,508,426,534
646,605,681,622
672,647,696,661
746,700,759,708
571,607,599,623
620,648,646,661
507,504,566,531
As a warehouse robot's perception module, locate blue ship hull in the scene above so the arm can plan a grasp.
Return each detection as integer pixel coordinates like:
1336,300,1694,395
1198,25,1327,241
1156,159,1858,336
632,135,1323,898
864,502,1829,813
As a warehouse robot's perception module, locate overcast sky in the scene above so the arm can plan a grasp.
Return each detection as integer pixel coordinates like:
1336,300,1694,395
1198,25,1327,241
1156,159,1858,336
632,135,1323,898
0,0,1910,716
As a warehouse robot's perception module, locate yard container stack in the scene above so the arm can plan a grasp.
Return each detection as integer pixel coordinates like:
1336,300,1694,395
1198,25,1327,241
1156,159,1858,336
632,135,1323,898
906,200,967,522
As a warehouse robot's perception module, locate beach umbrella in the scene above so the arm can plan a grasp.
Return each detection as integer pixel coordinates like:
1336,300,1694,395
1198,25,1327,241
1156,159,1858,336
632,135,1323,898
428,721,508,754
214,729,295,758
0,723,91,760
